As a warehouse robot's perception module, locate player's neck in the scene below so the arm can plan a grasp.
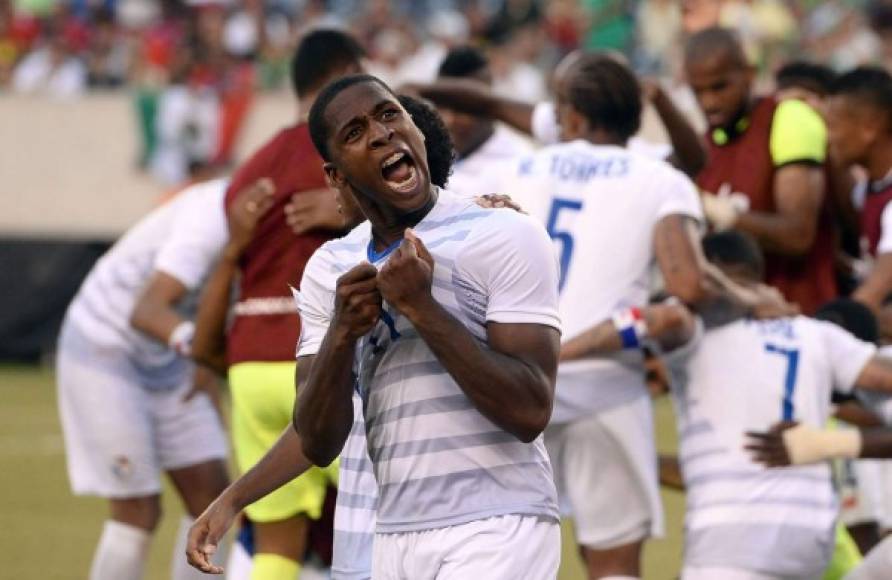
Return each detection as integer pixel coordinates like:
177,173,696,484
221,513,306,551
866,142,892,182
367,187,439,250
582,130,626,147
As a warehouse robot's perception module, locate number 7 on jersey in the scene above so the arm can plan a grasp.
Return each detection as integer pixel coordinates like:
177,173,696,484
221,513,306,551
546,198,583,292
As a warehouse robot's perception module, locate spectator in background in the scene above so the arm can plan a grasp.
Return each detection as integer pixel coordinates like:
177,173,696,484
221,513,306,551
12,24,86,98
635,0,682,75
688,27,836,315
434,45,533,198
86,7,131,88
826,68,892,332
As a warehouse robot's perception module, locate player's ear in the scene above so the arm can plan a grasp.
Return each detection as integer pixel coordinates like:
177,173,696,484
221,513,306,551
324,162,346,190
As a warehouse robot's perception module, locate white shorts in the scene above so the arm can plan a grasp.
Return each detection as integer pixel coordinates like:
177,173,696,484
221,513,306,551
371,515,560,580
682,566,799,580
57,331,227,498
545,395,664,549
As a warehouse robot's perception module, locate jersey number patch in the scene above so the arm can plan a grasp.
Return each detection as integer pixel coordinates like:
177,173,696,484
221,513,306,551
765,344,800,421
546,198,583,292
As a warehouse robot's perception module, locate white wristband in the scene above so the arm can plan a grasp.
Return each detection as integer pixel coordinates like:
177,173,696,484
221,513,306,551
782,424,862,465
168,320,195,357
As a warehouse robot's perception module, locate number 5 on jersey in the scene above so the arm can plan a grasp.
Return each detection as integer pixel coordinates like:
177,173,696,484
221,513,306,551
547,198,583,292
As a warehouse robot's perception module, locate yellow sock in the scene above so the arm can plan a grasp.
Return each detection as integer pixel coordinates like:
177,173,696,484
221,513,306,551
250,553,300,580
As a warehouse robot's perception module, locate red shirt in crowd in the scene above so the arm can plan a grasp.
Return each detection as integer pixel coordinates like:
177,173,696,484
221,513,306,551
223,123,332,365
696,97,837,315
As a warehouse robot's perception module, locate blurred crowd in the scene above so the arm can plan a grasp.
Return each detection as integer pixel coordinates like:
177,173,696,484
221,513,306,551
3,0,892,184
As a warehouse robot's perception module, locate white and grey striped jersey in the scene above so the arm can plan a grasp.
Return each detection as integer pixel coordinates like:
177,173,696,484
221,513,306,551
667,317,875,577
297,188,561,539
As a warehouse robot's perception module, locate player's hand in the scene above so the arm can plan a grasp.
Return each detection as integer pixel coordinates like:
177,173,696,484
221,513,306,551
332,263,382,344
745,421,798,467
284,187,346,235
640,78,662,103
749,283,799,319
185,494,238,574
183,365,225,423
227,178,275,256
377,229,435,320
474,193,526,213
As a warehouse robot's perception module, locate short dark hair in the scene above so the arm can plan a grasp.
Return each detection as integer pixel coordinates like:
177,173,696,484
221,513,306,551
829,66,892,114
815,299,879,344
684,27,748,69
566,53,641,141
290,28,366,98
308,74,394,161
398,95,454,188
702,230,765,281
776,61,837,96
438,46,489,79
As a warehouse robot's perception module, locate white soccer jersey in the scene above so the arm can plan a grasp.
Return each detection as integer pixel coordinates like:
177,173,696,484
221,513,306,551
64,178,228,388
447,125,534,199
297,188,561,534
502,140,702,421
667,317,876,577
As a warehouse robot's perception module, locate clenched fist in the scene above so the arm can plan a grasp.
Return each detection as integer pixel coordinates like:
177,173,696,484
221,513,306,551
377,229,435,320
332,263,382,344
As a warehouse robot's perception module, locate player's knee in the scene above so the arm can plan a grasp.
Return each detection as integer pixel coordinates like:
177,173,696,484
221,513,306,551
580,541,643,579
110,496,163,532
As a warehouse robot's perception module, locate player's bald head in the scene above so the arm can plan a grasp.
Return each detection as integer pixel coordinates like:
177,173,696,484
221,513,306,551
684,27,748,71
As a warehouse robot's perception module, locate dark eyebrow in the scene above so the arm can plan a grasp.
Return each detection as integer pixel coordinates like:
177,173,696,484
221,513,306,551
335,98,398,136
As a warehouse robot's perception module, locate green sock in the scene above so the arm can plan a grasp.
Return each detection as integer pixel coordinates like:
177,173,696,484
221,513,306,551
250,553,300,580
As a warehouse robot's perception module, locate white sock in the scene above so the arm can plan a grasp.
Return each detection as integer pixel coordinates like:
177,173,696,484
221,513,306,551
226,540,253,580
172,516,230,580
89,520,152,580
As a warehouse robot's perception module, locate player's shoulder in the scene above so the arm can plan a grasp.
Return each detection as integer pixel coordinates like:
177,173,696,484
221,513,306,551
315,221,371,262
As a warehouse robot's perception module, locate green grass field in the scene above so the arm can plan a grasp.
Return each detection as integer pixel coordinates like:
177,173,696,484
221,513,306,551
0,365,685,579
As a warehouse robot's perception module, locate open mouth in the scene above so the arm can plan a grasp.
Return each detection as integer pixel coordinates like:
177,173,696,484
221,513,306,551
380,150,419,193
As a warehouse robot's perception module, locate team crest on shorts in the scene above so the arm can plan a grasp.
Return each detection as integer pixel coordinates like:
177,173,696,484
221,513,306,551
111,456,133,480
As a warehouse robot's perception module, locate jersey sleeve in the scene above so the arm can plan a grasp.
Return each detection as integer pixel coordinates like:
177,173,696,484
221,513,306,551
769,99,827,167
821,321,877,393
877,201,892,255
154,180,229,290
457,212,561,331
295,248,336,358
531,101,560,145
654,166,704,222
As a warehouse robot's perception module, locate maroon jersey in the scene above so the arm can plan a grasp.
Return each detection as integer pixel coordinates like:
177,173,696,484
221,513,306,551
224,124,332,365
861,179,892,257
696,97,837,314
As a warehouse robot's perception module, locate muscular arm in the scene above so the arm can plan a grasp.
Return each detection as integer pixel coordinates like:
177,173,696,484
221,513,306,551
560,303,696,362
293,264,380,467
409,303,559,443
653,214,784,324
854,356,892,395
131,272,188,343
191,246,239,374
649,85,706,177
734,164,825,256
416,78,536,136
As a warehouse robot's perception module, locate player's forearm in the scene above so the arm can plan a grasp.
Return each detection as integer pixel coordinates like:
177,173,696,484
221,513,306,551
562,304,695,361
225,427,312,511
733,210,816,256
293,337,356,467
859,429,892,459
406,299,554,443
192,248,239,374
652,88,706,177
417,80,535,135
130,297,183,344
